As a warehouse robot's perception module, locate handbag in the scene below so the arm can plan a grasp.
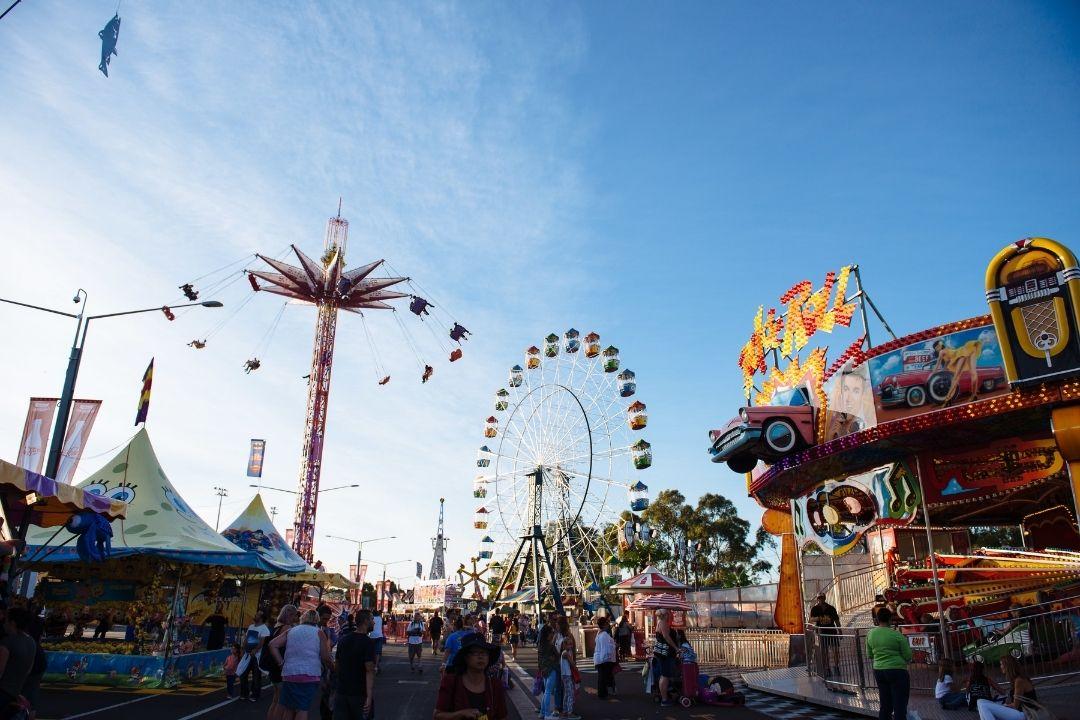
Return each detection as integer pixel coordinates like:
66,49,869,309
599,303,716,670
1021,699,1057,720
531,673,544,696
570,664,582,685
612,662,623,675
235,653,251,676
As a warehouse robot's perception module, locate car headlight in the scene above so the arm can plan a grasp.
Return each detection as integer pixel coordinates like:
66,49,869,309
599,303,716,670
739,408,748,421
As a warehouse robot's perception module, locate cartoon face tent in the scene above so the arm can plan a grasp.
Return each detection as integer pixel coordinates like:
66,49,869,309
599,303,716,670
220,494,307,574
25,428,269,570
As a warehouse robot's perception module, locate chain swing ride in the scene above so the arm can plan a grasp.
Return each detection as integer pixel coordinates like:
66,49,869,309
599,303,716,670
172,205,468,562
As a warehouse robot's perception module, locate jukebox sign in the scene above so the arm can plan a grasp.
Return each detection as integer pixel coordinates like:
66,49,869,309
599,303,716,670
986,237,1080,386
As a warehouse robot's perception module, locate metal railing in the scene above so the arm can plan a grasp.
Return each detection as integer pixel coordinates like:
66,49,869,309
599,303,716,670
820,561,889,617
806,597,1080,696
943,594,1080,684
686,628,790,669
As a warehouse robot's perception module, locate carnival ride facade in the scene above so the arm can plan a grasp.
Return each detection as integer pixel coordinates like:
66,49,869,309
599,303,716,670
707,239,1080,674
473,329,652,613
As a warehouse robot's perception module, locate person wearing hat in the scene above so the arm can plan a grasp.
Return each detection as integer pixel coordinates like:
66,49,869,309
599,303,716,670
434,635,508,720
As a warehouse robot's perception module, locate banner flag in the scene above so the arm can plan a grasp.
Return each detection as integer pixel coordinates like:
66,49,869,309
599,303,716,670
416,561,422,579
357,564,368,585
134,358,154,425
18,398,56,474
285,528,295,545
56,399,102,484
246,439,266,477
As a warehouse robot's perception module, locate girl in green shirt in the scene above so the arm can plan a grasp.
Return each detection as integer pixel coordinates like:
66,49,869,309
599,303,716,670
865,609,912,720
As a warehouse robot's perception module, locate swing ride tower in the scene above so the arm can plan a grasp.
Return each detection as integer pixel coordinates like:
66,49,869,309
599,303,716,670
248,211,409,562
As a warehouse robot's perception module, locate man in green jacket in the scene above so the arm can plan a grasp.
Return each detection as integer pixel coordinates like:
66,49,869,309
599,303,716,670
866,608,912,720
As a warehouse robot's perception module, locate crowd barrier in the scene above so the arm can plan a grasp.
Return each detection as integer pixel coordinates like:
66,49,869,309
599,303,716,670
685,628,790,669
806,593,1080,695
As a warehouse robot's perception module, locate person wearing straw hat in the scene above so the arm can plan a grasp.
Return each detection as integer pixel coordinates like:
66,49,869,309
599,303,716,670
434,635,507,720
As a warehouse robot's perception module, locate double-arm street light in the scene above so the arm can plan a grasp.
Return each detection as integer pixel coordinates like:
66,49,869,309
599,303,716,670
0,292,223,485
365,558,414,611
250,483,359,496
324,534,395,585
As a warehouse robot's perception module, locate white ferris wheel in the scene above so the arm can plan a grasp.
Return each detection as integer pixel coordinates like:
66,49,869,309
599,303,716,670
473,329,653,607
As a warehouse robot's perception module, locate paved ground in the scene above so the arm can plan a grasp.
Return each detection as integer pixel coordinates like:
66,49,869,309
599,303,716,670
37,641,859,720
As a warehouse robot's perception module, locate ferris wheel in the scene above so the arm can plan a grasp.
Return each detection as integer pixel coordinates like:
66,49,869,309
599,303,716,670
473,329,652,606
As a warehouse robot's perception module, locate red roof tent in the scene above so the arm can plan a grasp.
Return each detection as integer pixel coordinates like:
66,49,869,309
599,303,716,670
611,565,688,594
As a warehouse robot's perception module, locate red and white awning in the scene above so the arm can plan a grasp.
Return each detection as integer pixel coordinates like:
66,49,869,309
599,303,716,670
627,593,692,611
611,564,688,593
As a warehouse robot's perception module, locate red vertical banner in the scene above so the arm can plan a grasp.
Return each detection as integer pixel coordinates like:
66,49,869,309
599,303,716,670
357,564,368,585
55,399,101,484
17,398,57,474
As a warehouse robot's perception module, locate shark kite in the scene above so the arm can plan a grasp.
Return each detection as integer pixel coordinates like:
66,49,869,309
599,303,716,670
98,13,121,77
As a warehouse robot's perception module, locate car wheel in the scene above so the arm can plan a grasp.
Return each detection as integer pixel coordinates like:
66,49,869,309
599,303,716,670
905,385,927,407
927,371,954,403
981,379,996,392
763,418,799,454
727,453,757,474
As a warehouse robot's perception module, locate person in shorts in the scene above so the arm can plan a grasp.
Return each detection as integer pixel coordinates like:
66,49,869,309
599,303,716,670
488,612,506,646
368,609,385,674
334,610,375,720
428,612,443,655
406,612,426,673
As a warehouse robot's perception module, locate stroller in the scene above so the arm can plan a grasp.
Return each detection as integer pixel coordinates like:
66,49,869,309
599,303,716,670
700,675,746,707
648,655,701,707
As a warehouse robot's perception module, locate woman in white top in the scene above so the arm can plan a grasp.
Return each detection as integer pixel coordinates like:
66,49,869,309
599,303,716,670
269,610,330,720
593,616,618,699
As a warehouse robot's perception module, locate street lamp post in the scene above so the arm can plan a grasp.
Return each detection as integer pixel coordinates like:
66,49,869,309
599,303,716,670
366,558,413,612
324,534,395,605
0,293,223,483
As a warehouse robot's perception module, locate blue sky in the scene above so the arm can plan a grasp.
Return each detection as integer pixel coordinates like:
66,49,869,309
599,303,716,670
1,1,1078,583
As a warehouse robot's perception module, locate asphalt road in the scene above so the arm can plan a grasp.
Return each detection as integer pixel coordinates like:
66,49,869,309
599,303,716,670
38,641,808,720
38,642,519,720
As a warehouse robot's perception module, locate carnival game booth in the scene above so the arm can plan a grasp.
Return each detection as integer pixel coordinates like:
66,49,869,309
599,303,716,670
612,565,689,658
213,493,310,637
708,239,1080,705
25,429,281,689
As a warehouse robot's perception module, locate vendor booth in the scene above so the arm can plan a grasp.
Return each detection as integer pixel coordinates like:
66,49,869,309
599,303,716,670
25,429,279,688
612,565,689,658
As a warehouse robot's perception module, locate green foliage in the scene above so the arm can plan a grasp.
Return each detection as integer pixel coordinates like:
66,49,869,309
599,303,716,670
636,489,773,588
969,526,1022,549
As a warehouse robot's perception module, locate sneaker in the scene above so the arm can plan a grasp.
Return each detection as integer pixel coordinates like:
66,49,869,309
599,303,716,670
249,697,259,703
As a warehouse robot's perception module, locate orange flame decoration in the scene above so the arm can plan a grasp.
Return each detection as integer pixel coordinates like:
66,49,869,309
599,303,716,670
738,266,857,402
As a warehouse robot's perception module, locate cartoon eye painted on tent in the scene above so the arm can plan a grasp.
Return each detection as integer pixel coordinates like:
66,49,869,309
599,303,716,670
106,482,137,504
162,486,199,523
86,480,110,496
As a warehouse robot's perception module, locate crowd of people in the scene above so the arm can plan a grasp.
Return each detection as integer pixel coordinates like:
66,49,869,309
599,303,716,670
0,604,48,720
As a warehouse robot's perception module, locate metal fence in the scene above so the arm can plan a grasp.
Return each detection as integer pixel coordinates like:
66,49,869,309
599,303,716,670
806,594,1080,695
686,628,791,669
821,562,888,617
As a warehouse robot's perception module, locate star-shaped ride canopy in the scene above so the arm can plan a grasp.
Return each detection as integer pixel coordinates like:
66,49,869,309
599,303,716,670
249,245,409,311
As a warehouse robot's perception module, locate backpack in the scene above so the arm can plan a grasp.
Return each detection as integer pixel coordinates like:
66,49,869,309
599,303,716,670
259,626,285,673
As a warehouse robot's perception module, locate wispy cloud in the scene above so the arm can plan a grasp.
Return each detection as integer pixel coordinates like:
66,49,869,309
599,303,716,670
0,1,594,577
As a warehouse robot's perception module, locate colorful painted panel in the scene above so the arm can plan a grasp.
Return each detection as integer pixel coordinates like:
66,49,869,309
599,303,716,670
867,324,1008,423
792,463,919,556
44,648,228,688
923,438,1064,507
38,579,135,609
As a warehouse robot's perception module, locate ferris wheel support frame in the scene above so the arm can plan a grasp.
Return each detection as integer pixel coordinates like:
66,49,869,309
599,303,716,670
490,468,565,616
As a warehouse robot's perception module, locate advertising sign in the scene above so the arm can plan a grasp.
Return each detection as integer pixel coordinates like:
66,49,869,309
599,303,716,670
17,398,56,474
56,399,101,484
922,438,1064,508
867,323,1008,423
246,439,266,477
